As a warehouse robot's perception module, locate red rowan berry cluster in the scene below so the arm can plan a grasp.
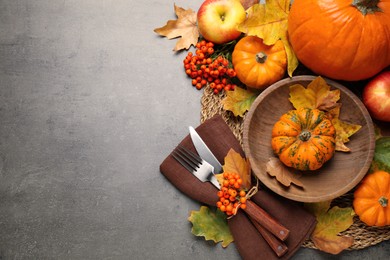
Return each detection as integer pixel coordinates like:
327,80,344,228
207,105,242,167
183,40,238,94
216,172,247,216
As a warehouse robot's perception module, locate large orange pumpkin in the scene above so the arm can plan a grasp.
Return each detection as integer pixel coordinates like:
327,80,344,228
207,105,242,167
232,36,287,89
288,0,390,81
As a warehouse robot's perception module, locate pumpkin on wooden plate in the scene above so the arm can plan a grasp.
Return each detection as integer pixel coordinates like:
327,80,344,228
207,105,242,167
271,107,336,171
288,0,390,81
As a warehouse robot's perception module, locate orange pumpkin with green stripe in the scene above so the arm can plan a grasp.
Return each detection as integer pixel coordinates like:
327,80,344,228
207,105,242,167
271,107,336,171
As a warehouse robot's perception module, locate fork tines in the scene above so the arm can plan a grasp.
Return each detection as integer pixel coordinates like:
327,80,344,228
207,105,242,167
172,145,202,172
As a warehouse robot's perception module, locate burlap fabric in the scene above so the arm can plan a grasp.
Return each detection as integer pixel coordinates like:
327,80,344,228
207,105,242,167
200,85,390,250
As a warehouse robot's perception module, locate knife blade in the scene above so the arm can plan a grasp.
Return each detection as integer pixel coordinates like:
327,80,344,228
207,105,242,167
189,126,222,174
188,126,290,251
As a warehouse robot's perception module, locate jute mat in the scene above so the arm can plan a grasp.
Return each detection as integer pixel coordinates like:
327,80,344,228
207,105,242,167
200,85,390,250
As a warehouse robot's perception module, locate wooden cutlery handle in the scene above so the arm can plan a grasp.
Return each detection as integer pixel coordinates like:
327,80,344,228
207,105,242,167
244,200,290,241
249,217,288,257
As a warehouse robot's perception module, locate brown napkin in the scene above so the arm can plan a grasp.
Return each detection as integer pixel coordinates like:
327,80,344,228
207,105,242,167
160,115,316,260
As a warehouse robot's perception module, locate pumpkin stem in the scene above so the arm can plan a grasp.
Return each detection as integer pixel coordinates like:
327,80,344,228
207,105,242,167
299,130,311,141
379,196,388,207
352,0,382,15
256,52,267,64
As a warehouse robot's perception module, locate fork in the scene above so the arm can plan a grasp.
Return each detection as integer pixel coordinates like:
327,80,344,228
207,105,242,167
172,145,221,189
172,145,289,257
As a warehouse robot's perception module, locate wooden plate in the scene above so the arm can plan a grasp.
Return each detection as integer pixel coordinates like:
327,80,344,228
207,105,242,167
243,76,375,202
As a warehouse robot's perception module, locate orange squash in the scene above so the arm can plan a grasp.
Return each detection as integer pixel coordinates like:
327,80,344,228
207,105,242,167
271,108,336,171
353,170,390,227
288,0,390,81
232,36,287,89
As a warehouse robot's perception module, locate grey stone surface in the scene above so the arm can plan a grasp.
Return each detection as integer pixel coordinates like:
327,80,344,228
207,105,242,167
0,0,388,259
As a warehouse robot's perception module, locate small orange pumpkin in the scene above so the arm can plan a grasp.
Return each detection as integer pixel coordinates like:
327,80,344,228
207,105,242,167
271,107,336,171
232,36,287,89
353,170,390,227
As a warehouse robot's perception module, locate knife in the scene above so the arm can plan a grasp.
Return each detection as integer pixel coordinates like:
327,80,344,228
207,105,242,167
189,126,289,256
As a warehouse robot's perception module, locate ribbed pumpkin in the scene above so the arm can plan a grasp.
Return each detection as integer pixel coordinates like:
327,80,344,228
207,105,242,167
353,170,390,227
271,108,336,171
232,36,287,89
288,0,390,81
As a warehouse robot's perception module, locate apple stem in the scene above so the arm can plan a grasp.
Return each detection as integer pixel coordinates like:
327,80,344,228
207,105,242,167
256,52,267,64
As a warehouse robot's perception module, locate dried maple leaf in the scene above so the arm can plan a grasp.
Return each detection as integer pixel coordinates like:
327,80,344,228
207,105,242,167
327,106,362,152
305,201,355,254
221,148,251,189
237,0,298,76
154,4,199,51
289,76,340,111
265,157,304,187
221,87,258,117
188,206,233,248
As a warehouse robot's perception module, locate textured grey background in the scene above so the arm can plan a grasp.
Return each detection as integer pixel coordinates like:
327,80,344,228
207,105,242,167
0,0,389,259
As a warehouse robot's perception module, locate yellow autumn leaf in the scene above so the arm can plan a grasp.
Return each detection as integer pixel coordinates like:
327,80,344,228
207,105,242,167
305,201,355,255
221,87,258,117
328,106,362,152
237,0,298,76
154,4,199,51
222,148,251,189
289,76,340,111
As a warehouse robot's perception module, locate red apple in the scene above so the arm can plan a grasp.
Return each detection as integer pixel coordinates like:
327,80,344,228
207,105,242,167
362,71,390,122
197,0,246,45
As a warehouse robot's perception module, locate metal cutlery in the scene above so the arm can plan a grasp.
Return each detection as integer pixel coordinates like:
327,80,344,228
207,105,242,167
172,144,289,257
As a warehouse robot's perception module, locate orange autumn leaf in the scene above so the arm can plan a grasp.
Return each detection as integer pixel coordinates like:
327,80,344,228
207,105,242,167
154,4,199,51
266,157,304,187
327,106,362,152
289,76,340,111
220,149,251,189
221,87,258,117
305,201,355,254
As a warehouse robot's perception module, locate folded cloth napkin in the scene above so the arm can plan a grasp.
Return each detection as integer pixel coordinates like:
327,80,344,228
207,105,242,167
160,115,316,260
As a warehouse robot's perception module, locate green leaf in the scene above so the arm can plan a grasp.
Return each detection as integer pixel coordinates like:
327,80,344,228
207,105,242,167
370,136,390,173
188,206,233,247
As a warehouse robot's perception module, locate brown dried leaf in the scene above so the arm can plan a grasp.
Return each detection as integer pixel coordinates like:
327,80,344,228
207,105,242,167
154,4,199,51
266,157,304,187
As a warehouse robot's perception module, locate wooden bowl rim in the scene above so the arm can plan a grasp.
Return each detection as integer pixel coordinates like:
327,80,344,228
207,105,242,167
243,75,375,202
